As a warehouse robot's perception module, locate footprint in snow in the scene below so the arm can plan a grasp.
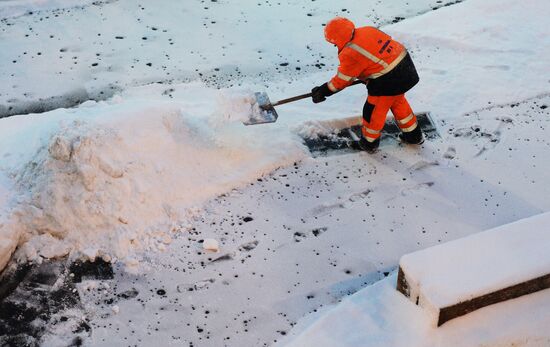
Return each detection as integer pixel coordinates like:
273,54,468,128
308,202,346,218
211,252,236,263
294,232,307,242
238,240,259,252
312,227,327,237
443,146,456,159
399,182,435,196
408,160,439,171
294,227,328,242
348,189,372,203
117,288,139,300
177,278,216,293
450,124,503,156
308,190,373,218
210,241,259,263
474,129,502,157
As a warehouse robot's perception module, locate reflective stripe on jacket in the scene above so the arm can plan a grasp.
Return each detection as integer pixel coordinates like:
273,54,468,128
327,26,407,93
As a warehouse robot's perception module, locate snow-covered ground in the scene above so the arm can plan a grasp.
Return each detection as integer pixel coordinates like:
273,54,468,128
282,213,550,347
75,92,549,347
0,0,467,117
0,0,549,345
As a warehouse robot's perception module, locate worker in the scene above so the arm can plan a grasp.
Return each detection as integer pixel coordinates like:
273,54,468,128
311,17,423,152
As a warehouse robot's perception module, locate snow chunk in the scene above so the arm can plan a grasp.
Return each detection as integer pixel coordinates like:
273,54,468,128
216,90,272,124
48,135,72,162
295,116,361,140
203,238,220,252
20,233,72,260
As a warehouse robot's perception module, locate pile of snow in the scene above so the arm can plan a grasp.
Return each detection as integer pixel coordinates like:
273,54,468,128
0,90,306,272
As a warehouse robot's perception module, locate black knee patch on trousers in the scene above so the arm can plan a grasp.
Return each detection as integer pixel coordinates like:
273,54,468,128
363,101,375,123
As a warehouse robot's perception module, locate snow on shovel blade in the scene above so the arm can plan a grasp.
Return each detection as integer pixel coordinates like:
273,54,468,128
243,92,279,126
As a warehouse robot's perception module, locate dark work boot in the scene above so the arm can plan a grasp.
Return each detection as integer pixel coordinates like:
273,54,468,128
399,126,424,145
358,137,380,153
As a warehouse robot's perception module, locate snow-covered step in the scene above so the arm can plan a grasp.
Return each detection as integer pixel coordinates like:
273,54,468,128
397,212,550,326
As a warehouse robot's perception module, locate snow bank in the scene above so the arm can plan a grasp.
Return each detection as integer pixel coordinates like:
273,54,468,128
0,91,306,272
281,273,550,347
400,212,550,325
283,274,431,347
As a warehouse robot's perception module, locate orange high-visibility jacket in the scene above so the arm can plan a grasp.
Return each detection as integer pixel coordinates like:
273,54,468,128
328,26,407,93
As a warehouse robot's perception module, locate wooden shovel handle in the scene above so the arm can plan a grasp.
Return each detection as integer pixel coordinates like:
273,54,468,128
271,80,365,107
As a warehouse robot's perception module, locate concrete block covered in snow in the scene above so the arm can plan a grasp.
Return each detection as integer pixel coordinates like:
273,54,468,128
397,212,550,326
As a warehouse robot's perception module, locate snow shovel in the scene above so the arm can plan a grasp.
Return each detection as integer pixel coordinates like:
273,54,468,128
243,80,364,126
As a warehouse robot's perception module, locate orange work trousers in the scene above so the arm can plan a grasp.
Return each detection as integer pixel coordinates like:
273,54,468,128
361,94,418,142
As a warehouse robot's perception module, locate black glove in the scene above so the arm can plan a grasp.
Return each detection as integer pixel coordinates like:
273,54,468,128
311,86,326,104
311,83,334,104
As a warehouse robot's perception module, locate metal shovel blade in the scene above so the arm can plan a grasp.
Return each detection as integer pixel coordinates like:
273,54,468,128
242,92,279,126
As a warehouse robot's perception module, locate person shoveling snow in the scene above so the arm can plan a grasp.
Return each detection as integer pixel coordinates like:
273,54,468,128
311,17,423,152
243,17,432,154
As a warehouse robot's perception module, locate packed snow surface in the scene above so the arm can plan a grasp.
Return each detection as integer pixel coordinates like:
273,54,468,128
0,0,468,117
0,0,549,345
